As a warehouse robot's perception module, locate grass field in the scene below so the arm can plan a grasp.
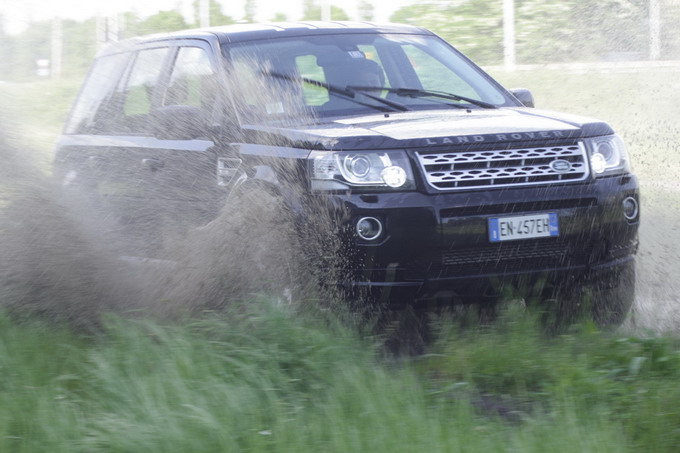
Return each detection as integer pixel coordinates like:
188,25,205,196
2,303,680,452
1,68,680,451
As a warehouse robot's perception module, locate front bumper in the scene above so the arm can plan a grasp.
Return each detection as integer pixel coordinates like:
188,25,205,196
330,173,639,303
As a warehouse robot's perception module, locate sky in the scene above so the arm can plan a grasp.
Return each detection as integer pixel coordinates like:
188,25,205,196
0,0,414,34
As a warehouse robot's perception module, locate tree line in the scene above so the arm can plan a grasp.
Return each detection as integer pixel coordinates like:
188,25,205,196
392,0,680,65
0,0,679,81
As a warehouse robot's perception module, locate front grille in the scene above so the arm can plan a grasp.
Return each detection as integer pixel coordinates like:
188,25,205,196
442,242,576,266
405,241,591,279
415,143,590,190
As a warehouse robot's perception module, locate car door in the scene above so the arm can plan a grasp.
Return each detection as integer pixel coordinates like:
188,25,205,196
55,38,227,256
135,40,226,221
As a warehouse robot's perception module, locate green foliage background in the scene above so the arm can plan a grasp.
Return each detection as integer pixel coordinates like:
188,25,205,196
391,0,680,64
1,0,680,81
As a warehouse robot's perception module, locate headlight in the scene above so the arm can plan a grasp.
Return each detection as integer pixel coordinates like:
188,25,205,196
585,134,630,176
309,150,415,191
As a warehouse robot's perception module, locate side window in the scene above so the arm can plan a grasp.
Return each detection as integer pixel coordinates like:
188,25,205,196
229,54,307,119
65,52,130,134
163,46,216,110
121,47,170,119
402,45,480,100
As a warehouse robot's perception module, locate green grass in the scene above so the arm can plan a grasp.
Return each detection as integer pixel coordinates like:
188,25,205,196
426,309,680,452
2,303,680,452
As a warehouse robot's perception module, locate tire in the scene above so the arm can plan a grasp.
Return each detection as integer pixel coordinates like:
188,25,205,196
535,262,635,331
590,261,636,328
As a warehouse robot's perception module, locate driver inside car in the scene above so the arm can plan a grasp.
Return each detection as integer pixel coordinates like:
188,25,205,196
320,58,386,111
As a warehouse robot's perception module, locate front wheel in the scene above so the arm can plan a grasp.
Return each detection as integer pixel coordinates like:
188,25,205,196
536,262,636,331
591,261,636,328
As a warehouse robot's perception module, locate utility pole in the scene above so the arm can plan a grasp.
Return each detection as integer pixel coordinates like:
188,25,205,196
108,14,119,42
321,0,331,21
503,0,516,70
650,0,661,60
96,16,106,49
200,0,210,27
96,14,119,50
50,17,62,78
244,0,256,22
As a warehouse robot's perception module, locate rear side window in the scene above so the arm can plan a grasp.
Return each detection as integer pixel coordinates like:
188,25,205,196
65,52,129,134
163,46,216,109
94,47,172,135
70,47,171,135
121,48,170,120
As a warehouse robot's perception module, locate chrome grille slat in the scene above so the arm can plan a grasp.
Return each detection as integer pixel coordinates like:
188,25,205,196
429,162,586,183
416,143,590,190
421,147,584,164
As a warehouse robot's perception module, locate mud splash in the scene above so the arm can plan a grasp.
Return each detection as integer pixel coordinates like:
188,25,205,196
0,112,349,330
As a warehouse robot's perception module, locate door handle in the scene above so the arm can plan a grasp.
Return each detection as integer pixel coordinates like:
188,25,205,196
141,158,165,172
87,155,101,168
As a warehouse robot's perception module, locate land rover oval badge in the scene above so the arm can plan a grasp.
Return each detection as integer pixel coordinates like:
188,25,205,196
550,159,572,173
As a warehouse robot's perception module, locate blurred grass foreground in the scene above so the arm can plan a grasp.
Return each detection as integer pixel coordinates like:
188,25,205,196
2,304,680,452
1,66,680,451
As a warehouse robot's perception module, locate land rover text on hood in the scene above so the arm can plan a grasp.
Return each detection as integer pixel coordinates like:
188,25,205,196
54,22,639,325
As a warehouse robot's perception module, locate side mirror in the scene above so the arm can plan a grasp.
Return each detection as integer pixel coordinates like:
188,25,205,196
509,88,535,108
151,105,208,140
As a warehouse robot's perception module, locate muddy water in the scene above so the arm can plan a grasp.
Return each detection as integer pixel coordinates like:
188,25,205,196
0,137,309,328
0,108,175,328
0,106,344,327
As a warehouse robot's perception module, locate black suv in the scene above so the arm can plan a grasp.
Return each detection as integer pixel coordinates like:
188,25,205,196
54,22,639,322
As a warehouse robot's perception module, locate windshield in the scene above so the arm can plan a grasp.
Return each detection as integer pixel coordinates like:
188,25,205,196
225,33,513,124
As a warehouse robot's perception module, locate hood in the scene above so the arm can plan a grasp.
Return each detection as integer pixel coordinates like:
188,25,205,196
240,108,614,150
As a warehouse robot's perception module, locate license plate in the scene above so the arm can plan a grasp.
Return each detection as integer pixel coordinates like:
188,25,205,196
488,213,559,242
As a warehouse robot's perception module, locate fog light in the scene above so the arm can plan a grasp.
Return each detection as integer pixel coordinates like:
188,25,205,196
622,196,639,221
356,217,383,241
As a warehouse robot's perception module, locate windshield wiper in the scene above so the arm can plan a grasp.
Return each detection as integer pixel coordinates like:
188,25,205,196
385,87,498,109
265,72,409,112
